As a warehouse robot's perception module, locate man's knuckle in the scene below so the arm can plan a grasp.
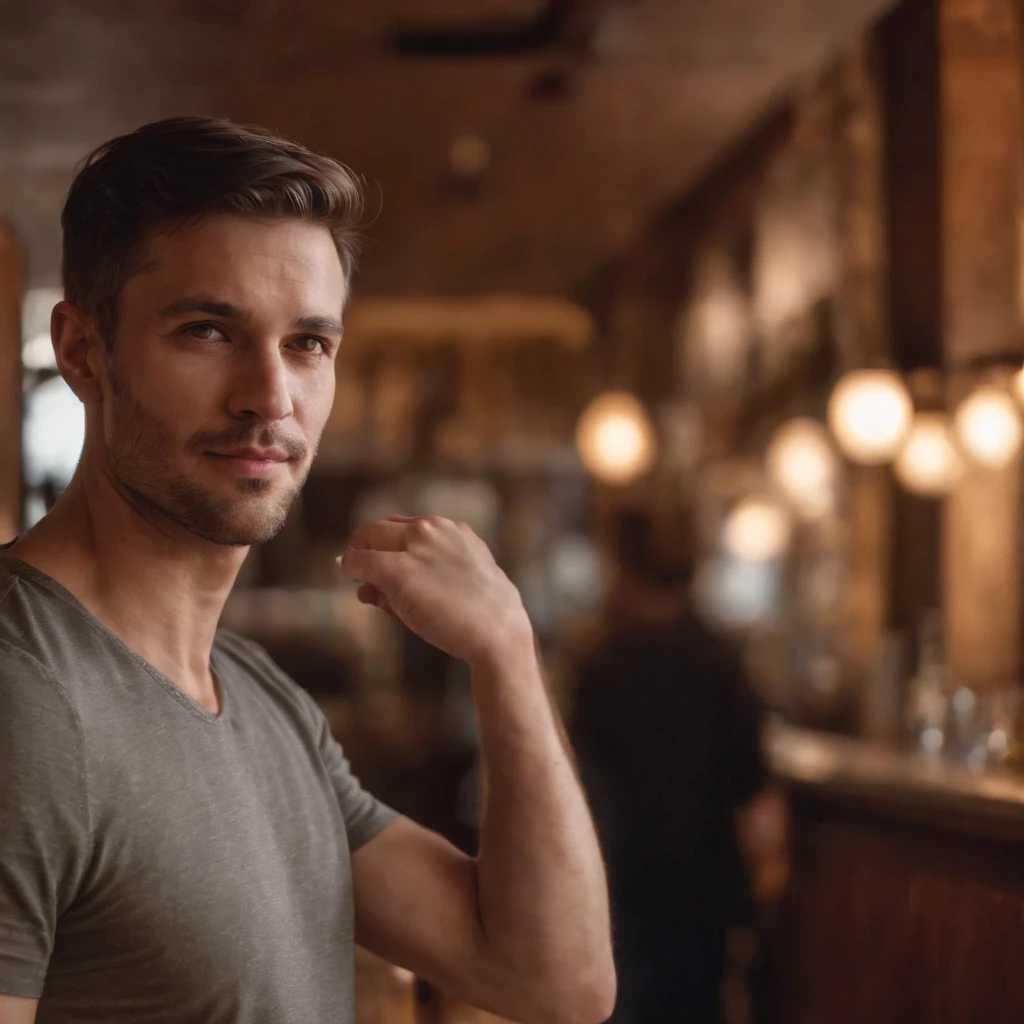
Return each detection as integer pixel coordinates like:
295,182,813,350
391,550,417,576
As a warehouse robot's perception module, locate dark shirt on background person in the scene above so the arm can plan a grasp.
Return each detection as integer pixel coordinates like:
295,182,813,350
570,511,768,1024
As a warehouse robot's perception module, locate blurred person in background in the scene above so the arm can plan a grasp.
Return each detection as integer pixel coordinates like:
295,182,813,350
570,509,787,1024
0,117,614,1024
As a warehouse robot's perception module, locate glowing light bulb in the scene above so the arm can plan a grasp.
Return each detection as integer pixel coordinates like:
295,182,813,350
955,387,1023,469
766,418,837,519
723,497,792,562
575,391,656,485
894,413,962,496
827,369,912,465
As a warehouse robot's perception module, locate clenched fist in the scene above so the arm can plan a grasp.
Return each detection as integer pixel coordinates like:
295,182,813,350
338,515,534,668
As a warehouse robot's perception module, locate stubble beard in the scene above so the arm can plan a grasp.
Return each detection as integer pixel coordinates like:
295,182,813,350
104,360,312,547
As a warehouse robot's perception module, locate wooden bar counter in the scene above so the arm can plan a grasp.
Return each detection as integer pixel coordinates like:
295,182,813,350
768,723,1024,1022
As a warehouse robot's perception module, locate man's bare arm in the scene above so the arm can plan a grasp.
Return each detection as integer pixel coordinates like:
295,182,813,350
353,819,529,1017
0,994,37,1024
474,643,614,1019
343,516,615,1024
353,649,615,1024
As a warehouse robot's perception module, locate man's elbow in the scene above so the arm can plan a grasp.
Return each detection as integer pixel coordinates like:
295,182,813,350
571,973,617,1024
525,967,617,1024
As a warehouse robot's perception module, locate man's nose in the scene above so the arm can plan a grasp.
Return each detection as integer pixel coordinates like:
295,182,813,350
228,348,294,424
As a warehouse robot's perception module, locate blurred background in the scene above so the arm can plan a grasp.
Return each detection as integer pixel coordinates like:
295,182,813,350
5,0,1024,1021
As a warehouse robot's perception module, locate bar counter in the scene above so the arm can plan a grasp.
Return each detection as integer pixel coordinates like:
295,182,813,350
767,723,1024,1022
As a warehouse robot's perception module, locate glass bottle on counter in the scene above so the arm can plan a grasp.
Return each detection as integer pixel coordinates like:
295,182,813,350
904,608,950,755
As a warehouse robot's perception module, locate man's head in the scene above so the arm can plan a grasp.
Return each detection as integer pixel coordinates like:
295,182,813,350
55,116,363,546
605,507,694,622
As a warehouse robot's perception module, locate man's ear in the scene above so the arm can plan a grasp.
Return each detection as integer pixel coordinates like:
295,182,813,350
51,301,107,404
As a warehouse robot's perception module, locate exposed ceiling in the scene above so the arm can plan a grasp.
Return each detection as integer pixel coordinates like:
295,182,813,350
0,0,896,297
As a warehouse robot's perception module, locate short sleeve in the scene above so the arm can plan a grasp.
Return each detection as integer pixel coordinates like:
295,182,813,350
301,691,401,851
0,648,92,998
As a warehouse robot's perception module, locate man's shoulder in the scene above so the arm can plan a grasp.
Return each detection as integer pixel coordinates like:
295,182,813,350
0,635,83,742
0,628,68,685
0,559,120,688
0,563,33,647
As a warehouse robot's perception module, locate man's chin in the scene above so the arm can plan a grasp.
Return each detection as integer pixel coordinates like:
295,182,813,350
154,486,297,548
195,494,296,546
233,476,275,497
181,513,288,548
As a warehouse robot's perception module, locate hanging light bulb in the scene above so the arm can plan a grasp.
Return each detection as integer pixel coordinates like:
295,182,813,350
723,497,792,562
894,412,962,496
955,386,1023,468
575,390,657,485
766,417,837,519
827,369,913,465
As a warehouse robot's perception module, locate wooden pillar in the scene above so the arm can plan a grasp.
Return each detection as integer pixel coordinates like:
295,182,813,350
940,0,1023,688
833,40,894,734
0,221,22,541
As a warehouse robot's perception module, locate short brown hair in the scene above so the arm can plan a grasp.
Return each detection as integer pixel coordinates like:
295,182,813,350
62,116,366,341
609,507,695,588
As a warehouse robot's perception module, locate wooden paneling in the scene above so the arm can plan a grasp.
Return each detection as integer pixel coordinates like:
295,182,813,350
778,791,1024,1023
940,0,1023,688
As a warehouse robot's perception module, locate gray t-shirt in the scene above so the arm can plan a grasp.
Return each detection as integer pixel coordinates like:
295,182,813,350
0,554,399,1022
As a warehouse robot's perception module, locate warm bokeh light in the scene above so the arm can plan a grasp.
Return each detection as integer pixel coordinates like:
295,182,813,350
827,369,913,465
1014,366,1024,406
955,387,1023,469
723,497,792,562
894,412,962,496
766,417,837,519
575,391,657,485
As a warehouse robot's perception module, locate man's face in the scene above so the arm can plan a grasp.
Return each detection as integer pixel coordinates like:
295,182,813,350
99,213,345,546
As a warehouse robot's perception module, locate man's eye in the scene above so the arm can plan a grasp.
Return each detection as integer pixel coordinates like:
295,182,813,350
293,335,326,354
185,322,225,342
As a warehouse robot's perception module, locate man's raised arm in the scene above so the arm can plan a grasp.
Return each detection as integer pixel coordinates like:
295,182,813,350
0,995,37,1024
343,515,615,1024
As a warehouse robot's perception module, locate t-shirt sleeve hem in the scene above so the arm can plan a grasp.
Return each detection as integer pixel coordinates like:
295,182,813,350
0,951,48,999
347,805,402,853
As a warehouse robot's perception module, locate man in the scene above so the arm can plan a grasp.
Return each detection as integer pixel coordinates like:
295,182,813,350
570,510,779,1023
0,117,614,1024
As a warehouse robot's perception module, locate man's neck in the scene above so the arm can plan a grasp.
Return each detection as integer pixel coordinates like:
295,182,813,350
10,469,246,711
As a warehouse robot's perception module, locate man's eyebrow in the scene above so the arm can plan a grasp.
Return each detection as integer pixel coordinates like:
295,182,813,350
293,314,345,337
158,297,244,320
158,299,344,338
